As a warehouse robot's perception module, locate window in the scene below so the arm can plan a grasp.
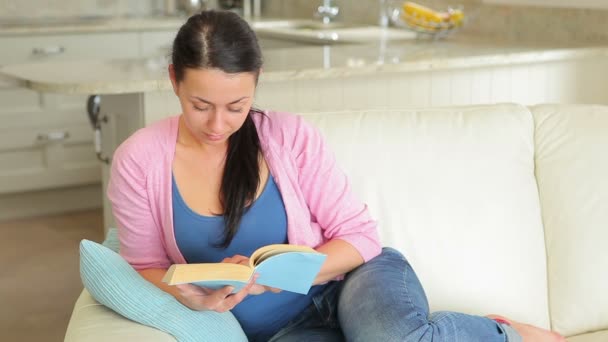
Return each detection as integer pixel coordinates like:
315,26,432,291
483,0,608,9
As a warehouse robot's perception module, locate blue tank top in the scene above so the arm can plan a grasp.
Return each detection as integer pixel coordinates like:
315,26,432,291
172,173,325,341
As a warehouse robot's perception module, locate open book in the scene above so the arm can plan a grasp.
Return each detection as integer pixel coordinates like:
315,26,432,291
162,244,327,295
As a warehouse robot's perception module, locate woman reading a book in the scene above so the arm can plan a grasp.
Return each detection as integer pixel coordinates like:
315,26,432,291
108,10,564,342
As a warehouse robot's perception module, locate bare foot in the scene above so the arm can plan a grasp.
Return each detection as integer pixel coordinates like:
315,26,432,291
486,315,566,342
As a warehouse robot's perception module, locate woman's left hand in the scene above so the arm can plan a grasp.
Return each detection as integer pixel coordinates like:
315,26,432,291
222,255,282,295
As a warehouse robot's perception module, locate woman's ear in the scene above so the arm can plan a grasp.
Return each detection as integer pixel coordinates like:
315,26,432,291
168,64,179,95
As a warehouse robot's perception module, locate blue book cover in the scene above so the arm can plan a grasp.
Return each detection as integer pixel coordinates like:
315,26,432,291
162,244,327,295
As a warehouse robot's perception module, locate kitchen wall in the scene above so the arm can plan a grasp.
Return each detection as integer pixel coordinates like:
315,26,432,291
263,0,608,44
463,4,608,44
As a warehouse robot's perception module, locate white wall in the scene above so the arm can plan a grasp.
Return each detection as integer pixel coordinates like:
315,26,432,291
483,0,608,9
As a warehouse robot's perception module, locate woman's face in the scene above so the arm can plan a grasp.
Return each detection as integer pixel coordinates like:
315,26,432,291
170,66,257,148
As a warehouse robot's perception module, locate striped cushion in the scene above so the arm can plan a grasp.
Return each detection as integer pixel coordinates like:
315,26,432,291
79,239,247,342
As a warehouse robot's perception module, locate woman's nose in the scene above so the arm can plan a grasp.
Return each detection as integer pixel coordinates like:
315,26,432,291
207,110,224,132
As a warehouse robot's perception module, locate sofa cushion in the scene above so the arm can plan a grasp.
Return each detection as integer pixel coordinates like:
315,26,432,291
65,290,176,342
302,104,550,328
532,104,608,337
567,330,608,342
79,239,247,342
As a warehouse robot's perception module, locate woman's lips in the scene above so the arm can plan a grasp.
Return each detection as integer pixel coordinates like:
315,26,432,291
205,133,224,141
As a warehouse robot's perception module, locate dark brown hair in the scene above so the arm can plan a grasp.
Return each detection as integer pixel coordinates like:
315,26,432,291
172,10,264,248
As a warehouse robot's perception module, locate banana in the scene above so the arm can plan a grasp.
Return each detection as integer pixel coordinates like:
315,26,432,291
448,9,465,26
402,2,447,24
401,2,465,31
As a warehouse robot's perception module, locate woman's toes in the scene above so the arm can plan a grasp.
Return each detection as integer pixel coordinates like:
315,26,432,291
485,315,566,342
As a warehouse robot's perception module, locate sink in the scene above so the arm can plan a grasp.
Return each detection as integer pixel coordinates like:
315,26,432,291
251,20,354,31
251,19,416,45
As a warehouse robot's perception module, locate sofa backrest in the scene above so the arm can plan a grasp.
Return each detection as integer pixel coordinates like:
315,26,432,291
532,104,608,337
302,103,550,329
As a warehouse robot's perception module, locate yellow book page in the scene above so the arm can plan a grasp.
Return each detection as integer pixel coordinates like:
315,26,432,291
163,263,252,285
249,244,318,267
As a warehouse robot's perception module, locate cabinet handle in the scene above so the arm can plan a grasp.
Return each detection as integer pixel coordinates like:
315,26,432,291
32,46,66,56
37,131,70,143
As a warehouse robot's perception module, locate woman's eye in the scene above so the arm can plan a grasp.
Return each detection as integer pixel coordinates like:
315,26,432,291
229,108,243,113
193,106,209,112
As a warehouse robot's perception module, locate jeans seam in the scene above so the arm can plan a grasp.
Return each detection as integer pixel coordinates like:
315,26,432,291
397,253,425,322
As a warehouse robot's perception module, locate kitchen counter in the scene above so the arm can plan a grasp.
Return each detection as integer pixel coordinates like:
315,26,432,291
2,29,603,232
3,15,607,232
2,36,606,95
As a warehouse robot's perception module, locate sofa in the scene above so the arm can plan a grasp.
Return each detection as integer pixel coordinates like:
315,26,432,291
65,103,608,341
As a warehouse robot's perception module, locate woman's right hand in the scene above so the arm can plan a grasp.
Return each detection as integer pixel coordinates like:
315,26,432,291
175,275,258,312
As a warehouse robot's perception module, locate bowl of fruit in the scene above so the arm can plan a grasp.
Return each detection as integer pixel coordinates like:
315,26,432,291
388,1,466,39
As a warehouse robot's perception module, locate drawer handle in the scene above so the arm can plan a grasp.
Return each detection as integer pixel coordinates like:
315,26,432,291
37,131,70,143
32,46,66,56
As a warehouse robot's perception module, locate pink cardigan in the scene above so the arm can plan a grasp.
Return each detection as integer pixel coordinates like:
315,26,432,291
107,111,381,270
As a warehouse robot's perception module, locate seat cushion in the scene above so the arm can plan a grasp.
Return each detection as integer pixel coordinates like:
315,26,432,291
65,290,176,342
567,330,608,342
302,104,550,328
532,104,608,337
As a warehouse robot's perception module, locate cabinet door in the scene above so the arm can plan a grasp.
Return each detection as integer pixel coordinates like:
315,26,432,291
0,123,100,194
0,32,139,193
0,32,139,65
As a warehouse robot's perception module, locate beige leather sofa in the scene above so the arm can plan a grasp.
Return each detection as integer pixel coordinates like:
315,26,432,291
65,103,608,341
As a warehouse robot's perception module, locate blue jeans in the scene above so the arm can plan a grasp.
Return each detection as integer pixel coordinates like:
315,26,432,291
268,247,518,342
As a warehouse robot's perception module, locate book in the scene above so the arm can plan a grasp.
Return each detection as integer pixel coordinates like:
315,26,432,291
162,244,327,295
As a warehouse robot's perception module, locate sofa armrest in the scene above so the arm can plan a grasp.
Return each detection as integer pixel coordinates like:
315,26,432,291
65,289,176,342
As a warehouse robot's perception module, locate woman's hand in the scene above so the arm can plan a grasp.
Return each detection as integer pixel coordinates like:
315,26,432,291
176,279,256,312
175,254,282,312
221,255,282,295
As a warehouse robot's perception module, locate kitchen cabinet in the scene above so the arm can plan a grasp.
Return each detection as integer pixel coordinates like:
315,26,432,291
0,27,180,220
0,32,140,65
0,32,139,199
0,123,100,193
254,55,608,113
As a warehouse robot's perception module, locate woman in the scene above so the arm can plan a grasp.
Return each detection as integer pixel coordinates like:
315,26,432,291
108,10,565,342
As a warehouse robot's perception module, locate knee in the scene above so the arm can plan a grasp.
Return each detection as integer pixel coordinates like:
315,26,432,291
344,247,412,284
381,247,404,256
356,247,412,274
373,247,408,263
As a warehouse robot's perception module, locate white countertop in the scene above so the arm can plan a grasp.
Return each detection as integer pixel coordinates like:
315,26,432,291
2,36,607,95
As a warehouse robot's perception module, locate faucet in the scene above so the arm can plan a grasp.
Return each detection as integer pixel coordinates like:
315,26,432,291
242,0,261,19
378,0,389,28
316,0,339,24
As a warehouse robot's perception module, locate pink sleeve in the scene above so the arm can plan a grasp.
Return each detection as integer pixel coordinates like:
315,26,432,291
292,117,382,262
107,141,171,270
